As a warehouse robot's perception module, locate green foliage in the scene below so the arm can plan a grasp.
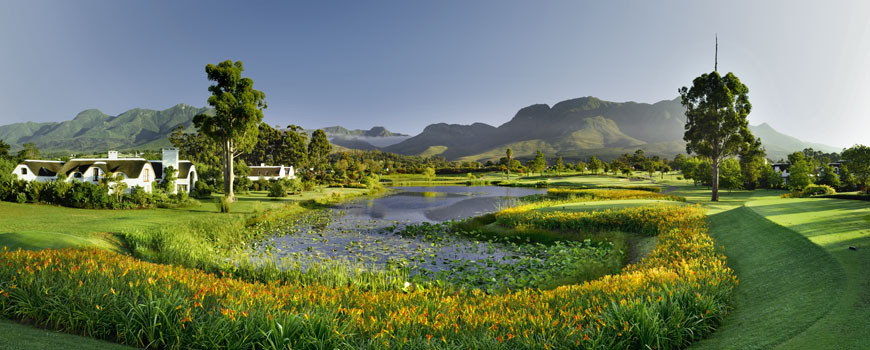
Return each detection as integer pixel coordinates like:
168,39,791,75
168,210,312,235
217,195,231,213
245,123,308,169
719,158,743,190
193,60,267,200
588,155,602,174
680,70,755,201
16,142,40,162
841,144,870,191
787,156,814,191
801,184,836,197
308,129,332,181
817,163,841,189
161,166,177,193
526,150,547,175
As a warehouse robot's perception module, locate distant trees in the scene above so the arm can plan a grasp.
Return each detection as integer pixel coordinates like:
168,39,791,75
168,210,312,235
245,123,308,168
17,143,40,162
575,160,587,174
527,151,547,176
588,156,602,174
554,156,564,175
0,140,10,160
841,145,870,192
680,70,755,201
817,163,841,189
193,60,266,201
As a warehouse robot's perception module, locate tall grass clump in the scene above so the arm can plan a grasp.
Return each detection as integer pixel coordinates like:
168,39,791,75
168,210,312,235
217,195,231,213
0,202,737,349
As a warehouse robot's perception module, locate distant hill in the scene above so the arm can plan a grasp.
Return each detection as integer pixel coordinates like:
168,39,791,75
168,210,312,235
0,104,211,154
383,96,840,162
0,98,840,161
314,126,411,150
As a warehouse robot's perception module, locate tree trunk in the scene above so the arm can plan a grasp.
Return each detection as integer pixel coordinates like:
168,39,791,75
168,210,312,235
222,140,231,199
711,156,720,201
227,140,235,202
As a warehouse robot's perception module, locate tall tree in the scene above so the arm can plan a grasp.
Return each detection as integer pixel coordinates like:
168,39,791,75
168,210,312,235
554,156,564,175
680,71,755,201
308,129,332,182
505,148,513,180
193,60,266,201
841,144,870,192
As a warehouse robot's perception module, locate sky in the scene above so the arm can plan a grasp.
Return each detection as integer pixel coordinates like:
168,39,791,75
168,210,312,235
0,1,868,148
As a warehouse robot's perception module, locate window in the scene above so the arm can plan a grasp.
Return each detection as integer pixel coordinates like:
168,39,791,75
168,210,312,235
93,168,100,182
74,172,83,179
144,169,149,182
21,168,27,175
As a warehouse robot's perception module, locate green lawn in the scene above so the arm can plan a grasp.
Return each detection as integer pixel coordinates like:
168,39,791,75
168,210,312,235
0,319,134,350
0,189,367,252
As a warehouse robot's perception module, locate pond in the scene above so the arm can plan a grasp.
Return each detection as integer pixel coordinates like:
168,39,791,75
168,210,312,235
252,186,619,291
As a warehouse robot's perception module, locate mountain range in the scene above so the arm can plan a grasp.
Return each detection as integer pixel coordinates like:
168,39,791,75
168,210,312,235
0,104,209,154
382,96,840,162
0,98,841,161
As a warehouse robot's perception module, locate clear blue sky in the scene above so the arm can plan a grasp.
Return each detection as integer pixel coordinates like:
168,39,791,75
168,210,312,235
1,1,868,148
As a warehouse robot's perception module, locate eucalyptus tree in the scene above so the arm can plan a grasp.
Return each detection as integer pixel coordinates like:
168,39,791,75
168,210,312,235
680,71,755,201
193,60,266,201
308,129,332,182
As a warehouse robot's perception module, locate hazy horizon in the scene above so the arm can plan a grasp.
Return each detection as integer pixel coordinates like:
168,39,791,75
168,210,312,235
1,1,868,149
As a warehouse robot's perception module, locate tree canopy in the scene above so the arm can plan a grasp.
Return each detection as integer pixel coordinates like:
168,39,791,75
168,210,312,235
841,144,870,191
680,71,755,201
308,129,332,181
193,60,266,201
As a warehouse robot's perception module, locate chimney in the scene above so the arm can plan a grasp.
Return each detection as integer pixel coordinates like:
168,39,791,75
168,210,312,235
162,148,179,173
108,151,119,159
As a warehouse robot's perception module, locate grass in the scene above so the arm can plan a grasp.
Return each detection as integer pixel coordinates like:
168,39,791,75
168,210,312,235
0,319,134,350
0,189,368,252
745,198,870,349
538,199,686,212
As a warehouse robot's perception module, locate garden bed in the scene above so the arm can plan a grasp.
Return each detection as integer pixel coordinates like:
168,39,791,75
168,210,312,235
0,196,736,349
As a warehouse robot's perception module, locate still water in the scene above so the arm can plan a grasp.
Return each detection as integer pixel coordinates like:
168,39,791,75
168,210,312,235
255,186,546,273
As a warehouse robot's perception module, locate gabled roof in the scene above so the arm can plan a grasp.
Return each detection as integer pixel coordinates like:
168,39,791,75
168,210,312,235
59,159,151,178
149,161,164,179
249,166,283,177
22,160,64,176
178,161,194,179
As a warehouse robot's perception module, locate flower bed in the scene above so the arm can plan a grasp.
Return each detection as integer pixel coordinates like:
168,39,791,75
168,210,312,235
0,204,735,349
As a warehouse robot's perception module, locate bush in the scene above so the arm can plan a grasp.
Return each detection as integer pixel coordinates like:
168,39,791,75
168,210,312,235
191,180,212,199
267,179,287,197
801,184,836,197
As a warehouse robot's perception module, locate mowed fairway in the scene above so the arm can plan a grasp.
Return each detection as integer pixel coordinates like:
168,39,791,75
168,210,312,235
746,198,870,349
0,319,134,350
0,189,367,252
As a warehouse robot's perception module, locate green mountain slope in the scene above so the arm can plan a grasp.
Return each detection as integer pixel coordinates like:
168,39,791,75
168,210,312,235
385,96,840,162
0,104,212,153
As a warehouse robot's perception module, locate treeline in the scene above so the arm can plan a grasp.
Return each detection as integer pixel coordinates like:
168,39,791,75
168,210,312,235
678,146,870,194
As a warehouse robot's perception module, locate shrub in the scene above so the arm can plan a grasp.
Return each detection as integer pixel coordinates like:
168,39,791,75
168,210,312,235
267,179,287,197
15,192,26,203
192,180,212,199
801,184,835,197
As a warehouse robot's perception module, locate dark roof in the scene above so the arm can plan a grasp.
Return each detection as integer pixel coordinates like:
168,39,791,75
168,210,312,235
178,161,194,179
59,159,151,178
150,161,195,179
250,166,282,177
150,161,164,179
22,161,63,176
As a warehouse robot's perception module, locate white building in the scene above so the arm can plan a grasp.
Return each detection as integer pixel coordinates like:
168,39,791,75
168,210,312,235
247,164,295,181
11,148,197,194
